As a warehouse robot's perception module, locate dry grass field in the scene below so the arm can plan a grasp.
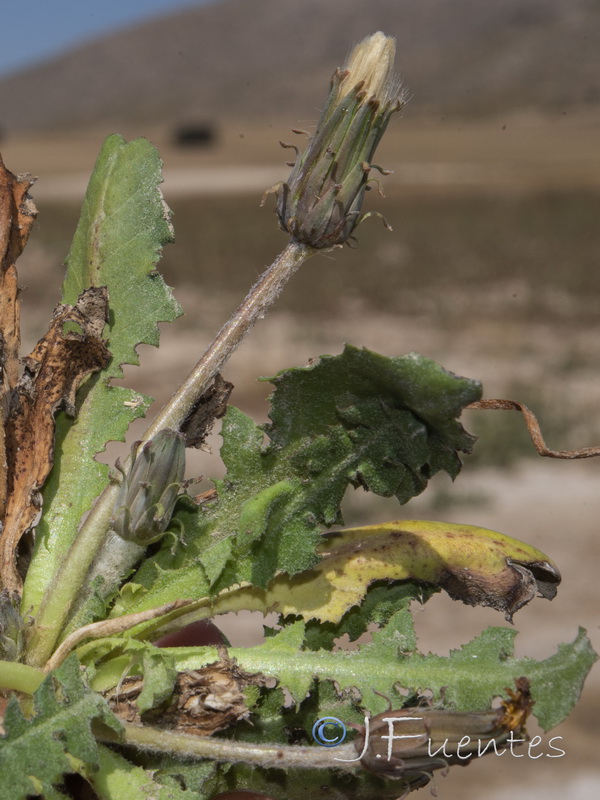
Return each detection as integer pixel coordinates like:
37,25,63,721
3,108,600,799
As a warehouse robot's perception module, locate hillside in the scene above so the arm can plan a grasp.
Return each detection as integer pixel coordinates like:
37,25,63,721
1,0,599,134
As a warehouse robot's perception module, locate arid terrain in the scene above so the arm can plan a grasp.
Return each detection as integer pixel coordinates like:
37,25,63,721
2,0,599,132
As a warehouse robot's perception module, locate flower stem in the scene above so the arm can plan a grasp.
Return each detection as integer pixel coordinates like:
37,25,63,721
145,238,314,437
24,239,315,668
110,722,359,772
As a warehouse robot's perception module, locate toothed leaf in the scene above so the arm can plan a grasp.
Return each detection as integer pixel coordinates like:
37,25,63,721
0,656,122,799
23,135,181,617
115,345,480,614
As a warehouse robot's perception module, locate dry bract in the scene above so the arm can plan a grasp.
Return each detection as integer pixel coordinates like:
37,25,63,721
105,656,266,736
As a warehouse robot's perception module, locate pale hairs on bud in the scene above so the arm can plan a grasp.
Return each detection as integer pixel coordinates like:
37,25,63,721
340,31,404,107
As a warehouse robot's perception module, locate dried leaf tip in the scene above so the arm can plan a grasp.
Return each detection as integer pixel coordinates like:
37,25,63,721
268,32,404,249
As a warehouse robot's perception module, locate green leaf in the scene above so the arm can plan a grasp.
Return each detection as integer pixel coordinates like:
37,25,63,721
134,643,178,715
169,616,597,729
22,135,181,617
115,345,480,614
80,638,177,714
265,344,481,493
237,678,364,747
91,745,205,800
0,655,122,800
518,627,599,730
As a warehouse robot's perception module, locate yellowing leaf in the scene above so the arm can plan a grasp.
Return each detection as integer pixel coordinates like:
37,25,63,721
211,520,560,624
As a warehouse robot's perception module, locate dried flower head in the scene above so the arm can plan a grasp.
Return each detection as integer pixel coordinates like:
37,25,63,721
269,31,404,249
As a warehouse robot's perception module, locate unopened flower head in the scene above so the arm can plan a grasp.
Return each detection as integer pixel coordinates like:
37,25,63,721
331,31,400,112
274,32,404,249
111,428,186,544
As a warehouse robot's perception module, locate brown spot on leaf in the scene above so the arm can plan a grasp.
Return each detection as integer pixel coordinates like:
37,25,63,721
0,288,110,593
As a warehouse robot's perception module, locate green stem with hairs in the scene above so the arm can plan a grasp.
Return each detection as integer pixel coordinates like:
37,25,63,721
24,239,315,669
105,721,360,772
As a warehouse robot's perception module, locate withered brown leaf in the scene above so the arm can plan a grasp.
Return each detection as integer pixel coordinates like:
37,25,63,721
181,372,233,449
106,656,266,736
0,155,38,517
0,287,110,594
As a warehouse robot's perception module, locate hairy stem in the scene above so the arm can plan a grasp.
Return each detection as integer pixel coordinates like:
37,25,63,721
110,722,359,772
145,239,314,437
24,239,315,668
62,533,145,640
44,599,193,673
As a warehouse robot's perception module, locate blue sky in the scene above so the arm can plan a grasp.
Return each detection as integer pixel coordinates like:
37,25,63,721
0,0,217,77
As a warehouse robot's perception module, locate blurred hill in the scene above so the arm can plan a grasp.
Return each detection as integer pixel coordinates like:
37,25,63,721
1,0,599,134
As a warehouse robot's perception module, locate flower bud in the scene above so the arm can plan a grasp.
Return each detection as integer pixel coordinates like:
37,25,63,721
111,429,186,544
273,32,403,249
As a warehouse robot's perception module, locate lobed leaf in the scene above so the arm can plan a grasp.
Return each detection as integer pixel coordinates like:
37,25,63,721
170,615,597,730
0,655,122,799
265,344,481,493
115,516,558,646
205,519,560,624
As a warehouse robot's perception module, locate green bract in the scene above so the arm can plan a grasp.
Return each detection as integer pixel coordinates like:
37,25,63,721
111,429,186,544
